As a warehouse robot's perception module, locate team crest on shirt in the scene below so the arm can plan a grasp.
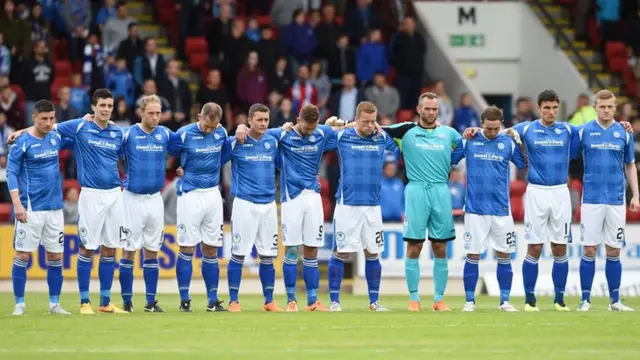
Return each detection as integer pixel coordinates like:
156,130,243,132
555,128,562,135
214,133,221,140
524,223,532,232
16,228,26,239
51,138,57,146
110,131,116,138
232,233,241,243
497,143,505,150
309,135,316,142
155,134,162,141
265,142,271,150
177,224,186,234
335,231,346,244
613,131,620,138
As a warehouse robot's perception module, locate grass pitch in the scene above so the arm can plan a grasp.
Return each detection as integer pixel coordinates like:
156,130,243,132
0,294,639,360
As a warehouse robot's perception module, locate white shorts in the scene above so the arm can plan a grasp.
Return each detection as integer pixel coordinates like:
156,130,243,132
332,204,384,254
230,198,278,257
78,187,127,251
281,190,324,248
176,187,224,247
463,213,516,255
524,184,572,245
14,209,64,253
580,204,626,249
123,191,164,252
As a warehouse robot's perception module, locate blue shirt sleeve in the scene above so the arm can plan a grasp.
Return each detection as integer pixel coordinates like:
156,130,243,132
511,140,527,169
451,138,465,165
450,127,462,149
168,130,183,157
60,136,74,150
6,141,24,192
266,128,283,140
570,124,584,160
221,137,233,164
319,125,337,151
625,132,635,164
513,122,527,137
55,118,83,139
384,132,397,151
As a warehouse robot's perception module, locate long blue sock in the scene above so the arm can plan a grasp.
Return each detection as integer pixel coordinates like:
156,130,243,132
143,258,159,304
433,258,449,302
302,257,319,306
176,251,193,301
552,254,569,304
119,258,134,304
77,253,93,304
365,256,382,304
405,257,420,301
47,259,63,304
228,255,244,303
283,254,298,303
497,257,513,305
202,255,219,303
259,257,275,304
12,258,28,304
580,254,595,302
328,254,344,303
99,256,115,307
463,256,479,303
522,254,539,304
605,255,622,304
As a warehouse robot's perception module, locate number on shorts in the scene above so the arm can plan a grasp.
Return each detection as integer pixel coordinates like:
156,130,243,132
375,231,384,245
219,225,224,242
272,234,278,248
564,223,568,235
318,225,324,238
58,232,64,245
616,228,624,241
506,232,516,245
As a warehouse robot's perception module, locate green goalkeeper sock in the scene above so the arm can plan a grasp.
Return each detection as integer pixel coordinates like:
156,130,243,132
433,258,449,302
405,258,420,301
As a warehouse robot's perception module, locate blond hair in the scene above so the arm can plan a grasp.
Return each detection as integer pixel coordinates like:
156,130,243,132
594,89,616,105
139,94,162,112
355,101,377,118
200,102,223,120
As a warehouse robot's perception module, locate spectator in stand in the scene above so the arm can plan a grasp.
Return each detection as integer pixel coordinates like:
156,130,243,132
195,68,232,129
432,80,453,126
0,113,10,202
63,187,80,224
271,97,295,128
511,96,535,127
310,9,322,29
328,34,356,86
569,93,597,126
365,72,399,119
375,0,413,39
314,3,340,61
23,40,53,126
267,90,282,121
246,0,269,16
117,22,144,75
575,0,591,42
390,16,425,110
106,56,135,107
344,0,381,46
160,59,192,131
284,9,317,72
212,0,236,18
0,85,22,129
245,17,260,43
380,161,404,222
222,19,251,105
356,28,388,85
329,72,366,122
176,0,204,60
111,96,135,126
268,56,292,95
135,79,172,123
134,37,167,89
309,60,331,119
633,117,640,159
63,0,91,62
228,111,247,136
453,93,479,133
255,26,281,84
0,110,12,149
597,0,620,53
82,33,106,90
0,0,31,64
618,102,634,123
29,3,53,57
236,51,268,112
69,73,90,114
55,87,81,122
449,168,465,223
0,34,11,78
270,0,308,36
288,64,318,114
96,0,117,32
102,2,135,52
206,2,233,62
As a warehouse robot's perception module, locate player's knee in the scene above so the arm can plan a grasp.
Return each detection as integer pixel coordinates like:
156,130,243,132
121,250,136,261
100,246,116,257
285,247,299,263
605,245,621,257
431,242,447,258
46,252,62,262
527,244,542,258
363,250,378,260
14,251,30,262
465,253,481,261
332,251,349,261
258,255,274,264
405,241,423,258
550,243,567,257
179,246,196,255
582,246,598,258
142,248,158,259
302,245,318,258
79,247,94,257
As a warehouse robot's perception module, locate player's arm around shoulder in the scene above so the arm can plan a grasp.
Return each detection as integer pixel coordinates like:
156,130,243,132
380,121,416,140
167,126,187,156
221,136,234,164
624,130,640,211
450,137,465,165
509,137,527,169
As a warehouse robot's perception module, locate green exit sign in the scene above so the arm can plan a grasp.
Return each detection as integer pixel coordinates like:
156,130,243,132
449,34,485,48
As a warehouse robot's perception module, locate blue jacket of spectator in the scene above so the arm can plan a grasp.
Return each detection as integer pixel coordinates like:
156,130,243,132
449,181,465,211
96,6,116,27
596,0,620,22
70,86,91,114
284,23,317,62
106,69,135,107
381,176,405,222
454,106,480,133
356,41,388,83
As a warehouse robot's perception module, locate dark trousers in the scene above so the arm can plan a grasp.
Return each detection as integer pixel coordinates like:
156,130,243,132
396,75,422,110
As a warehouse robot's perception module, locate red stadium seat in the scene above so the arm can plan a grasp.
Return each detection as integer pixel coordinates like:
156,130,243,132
63,179,80,193
588,18,600,47
189,52,208,72
256,15,272,27
10,85,25,110
510,180,526,197
0,203,12,223
185,37,208,56
396,110,414,123
55,60,72,78
605,41,626,60
627,208,640,222
510,196,524,221
608,57,629,73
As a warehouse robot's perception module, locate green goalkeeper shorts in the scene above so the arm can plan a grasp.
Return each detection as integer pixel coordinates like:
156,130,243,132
403,182,456,242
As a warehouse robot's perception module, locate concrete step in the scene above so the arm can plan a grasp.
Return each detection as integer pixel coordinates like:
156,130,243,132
189,83,199,93
576,62,603,73
541,17,569,27
139,24,162,39
133,13,153,25
158,46,176,60
581,72,614,87
127,1,148,16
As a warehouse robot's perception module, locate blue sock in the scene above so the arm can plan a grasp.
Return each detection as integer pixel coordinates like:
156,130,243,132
328,254,344,303
228,255,244,303
12,258,28,305
283,254,298,303
143,258,159,304
433,258,449,303
497,257,513,305
606,255,622,304
202,255,220,303
99,256,115,307
118,258,134,304
302,257,319,306
176,251,193,301
259,257,275,304
552,254,569,304
405,257,420,301
580,254,595,302
365,256,382,304
522,254,539,304
47,259,63,304
77,253,93,304
463,256,479,303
